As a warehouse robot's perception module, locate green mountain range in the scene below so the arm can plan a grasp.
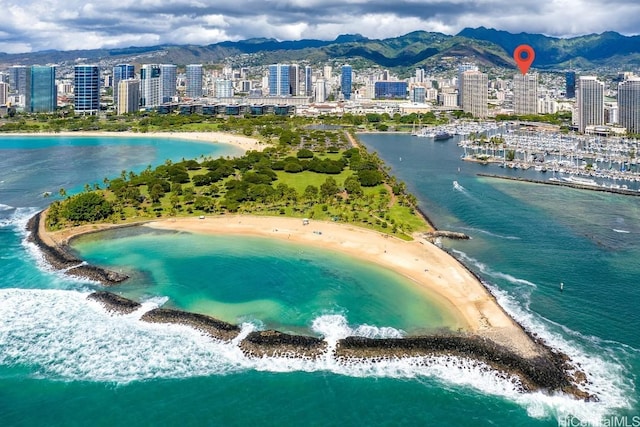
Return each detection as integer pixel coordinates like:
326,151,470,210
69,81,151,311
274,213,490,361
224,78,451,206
1,28,639,72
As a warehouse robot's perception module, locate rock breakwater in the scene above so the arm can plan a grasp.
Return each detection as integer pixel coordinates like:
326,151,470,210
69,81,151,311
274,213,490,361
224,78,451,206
26,211,129,285
87,291,594,401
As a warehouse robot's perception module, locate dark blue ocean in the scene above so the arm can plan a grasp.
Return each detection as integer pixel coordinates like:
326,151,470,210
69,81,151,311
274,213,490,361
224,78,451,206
0,133,637,426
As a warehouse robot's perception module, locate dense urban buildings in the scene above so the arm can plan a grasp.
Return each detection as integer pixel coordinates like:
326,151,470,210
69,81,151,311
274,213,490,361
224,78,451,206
513,73,538,115
576,76,604,133
73,65,100,114
112,64,135,108
618,77,640,134
9,65,27,107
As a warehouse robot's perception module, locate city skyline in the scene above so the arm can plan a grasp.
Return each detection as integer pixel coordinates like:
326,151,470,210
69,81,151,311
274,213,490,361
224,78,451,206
1,1,640,54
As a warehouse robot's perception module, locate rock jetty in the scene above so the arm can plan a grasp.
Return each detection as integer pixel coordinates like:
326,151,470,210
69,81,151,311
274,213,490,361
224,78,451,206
87,291,141,314
423,231,470,242
86,291,594,401
26,211,129,285
141,307,241,342
240,330,327,359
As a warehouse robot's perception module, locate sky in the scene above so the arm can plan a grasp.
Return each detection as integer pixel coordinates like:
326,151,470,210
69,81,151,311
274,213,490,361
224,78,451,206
2,0,640,54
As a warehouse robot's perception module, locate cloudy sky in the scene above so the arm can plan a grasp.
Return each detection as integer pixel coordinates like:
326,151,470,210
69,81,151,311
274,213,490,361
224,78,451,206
2,0,640,54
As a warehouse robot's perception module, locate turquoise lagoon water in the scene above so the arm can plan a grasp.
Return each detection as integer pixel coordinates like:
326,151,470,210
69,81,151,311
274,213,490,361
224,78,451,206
0,133,638,426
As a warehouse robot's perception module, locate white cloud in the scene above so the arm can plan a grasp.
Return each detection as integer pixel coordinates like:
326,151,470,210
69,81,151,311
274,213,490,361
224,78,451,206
0,0,639,53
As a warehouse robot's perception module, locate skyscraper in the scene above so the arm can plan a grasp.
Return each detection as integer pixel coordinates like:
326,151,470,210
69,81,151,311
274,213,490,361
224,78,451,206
576,76,604,133
566,71,576,99
458,63,478,107
411,86,426,103
185,64,203,99
112,64,135,109
140,64,161,108
27,65,56,113
117,79,140,115
461,70,488,118
315,79,327,102
618,77,640,134
160,64,177,103
513,73,538,115
0,82,8,105
268,64,290,96
9,65,28,107
74,65,100,115
341,65,352,100
215,79,233,98
289,64,299,96
304,66,313,97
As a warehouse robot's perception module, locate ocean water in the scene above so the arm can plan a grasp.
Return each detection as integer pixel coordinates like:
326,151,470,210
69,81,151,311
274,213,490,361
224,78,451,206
0,133,638,426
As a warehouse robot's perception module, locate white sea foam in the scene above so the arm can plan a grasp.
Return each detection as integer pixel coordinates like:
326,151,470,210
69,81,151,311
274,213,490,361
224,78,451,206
451,249,538,289
0,203,14,212
0,288,630,424
448,249,635,423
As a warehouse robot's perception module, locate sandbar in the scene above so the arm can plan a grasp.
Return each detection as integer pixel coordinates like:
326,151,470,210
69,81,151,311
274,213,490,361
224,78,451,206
2,131,264,153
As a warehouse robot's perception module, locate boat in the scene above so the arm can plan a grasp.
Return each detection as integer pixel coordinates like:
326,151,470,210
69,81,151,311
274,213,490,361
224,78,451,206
434,132,453,141
561,176,598,186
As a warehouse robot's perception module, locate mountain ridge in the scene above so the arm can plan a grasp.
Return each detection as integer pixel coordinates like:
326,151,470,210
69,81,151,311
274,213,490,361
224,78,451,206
1,28,639,71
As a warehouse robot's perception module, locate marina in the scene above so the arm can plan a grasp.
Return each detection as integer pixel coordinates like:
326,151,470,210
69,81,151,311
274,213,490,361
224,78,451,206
457,124,640,192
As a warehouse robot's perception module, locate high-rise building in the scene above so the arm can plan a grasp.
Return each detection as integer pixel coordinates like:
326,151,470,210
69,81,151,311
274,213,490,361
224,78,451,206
415,68,425,83
461,70,488,118
513,73,538,115
304,66,313,97
160,64,177,103
9,65,28,107
411,86,426,103
374,81,407,99
215,79,234,98
113,64,135,108
458,63,478,107
268,64,290,96
185,64,203,98
576,76,604,133
74,65,100,114
27,65,56,113
323,66,332,79
315,78,326,102
566,71,576,99
289,64,299,96
341,65,352,100
140,64,161,108
117,79,140,115
0,82,8,105
618,77,640,134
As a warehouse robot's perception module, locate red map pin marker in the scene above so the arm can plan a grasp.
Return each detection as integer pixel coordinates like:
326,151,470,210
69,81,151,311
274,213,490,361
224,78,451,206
513,44,535,74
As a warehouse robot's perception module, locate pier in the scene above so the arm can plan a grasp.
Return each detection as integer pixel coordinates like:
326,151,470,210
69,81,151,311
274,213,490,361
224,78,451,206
477,173,640,197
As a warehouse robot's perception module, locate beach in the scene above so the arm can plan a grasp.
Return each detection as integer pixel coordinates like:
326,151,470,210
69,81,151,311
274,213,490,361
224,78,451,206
40,211,542,359
4,131,264,152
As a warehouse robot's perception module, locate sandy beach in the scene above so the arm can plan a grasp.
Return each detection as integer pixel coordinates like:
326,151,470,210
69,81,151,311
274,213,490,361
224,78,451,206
135,215,542,358
4,131,264,153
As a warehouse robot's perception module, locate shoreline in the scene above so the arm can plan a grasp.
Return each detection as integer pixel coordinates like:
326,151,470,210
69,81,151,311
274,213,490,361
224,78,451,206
2,130,264,153
29,211,593,399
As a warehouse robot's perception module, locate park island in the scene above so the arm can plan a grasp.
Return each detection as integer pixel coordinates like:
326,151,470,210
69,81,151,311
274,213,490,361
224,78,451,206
24,124,592,400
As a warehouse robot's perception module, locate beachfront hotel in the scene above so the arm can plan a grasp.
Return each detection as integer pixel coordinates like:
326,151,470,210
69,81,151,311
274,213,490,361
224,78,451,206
513,72,538,115
618,77,640,134
117,79,140,115
576,76,604,133
74,65,100,115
